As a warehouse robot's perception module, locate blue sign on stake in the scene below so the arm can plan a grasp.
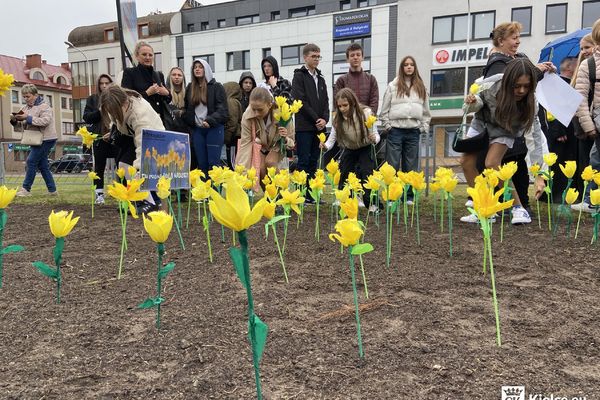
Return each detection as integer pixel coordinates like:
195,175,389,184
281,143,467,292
334,22,371,38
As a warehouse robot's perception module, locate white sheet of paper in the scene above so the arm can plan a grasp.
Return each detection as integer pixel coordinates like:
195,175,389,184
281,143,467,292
536,72,584,127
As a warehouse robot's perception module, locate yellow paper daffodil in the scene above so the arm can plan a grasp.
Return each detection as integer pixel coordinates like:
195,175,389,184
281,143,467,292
346,172,364,193
379,162,396,186
191,179,211,201
364,174,381,191
309,176,325,191
326,159,339,176
333,170,341,186
289,99,303,114
143,211,173,243
329,218,363,247
434,167,454,180
406,171,426,191
128,166,137,178
529,163,541,176
116,167,125,181
265,183,279,201
234,164,246,175
565,188,579,205
87,171,99,181
0,186,17,209
467,181,514,219
546,111,556,122
263,201,276,220
582,165,597,182
543,152,558,167
292,170,308,186
335,186,352,203
189,169,205,188
48,210,80,238
591,188,600,206
439,176,458,193
107,178,149,218
497,161,518,181
469,83,480,95
273,171,290,190
208,178,267,232
274,96,287,110
315,169,325,180
381,181,403,202
76,126,98,148
559,160,577,179
156,176,171,199
340,197,359,219
318,132,326,144
482,169,499,188
276,189,305,215
365,114,377,129
429,181,442,193
0,68,15,96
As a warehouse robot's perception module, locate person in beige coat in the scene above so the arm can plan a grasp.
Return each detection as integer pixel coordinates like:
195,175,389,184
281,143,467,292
236,87,294,183
10,84,58,197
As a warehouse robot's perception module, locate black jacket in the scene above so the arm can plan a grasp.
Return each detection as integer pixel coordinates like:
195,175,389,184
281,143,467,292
82,93,102,135
121,63,171,115
261,56,293,101
291,66,329,132
484,52,544,81
182,79,229,128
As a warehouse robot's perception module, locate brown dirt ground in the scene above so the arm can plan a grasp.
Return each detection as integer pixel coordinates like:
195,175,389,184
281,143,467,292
0,202,599,399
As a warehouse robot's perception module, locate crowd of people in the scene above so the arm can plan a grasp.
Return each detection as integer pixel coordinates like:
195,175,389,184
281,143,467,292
10,18,600,222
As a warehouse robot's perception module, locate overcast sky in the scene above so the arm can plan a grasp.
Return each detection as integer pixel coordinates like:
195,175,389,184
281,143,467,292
0,0,230,65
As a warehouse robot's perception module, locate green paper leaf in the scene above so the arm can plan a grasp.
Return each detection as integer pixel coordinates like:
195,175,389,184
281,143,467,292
159,262,175,279
32,261,58,279
389,202,398,213
265,215,289,228
2,244,24,254
351,243,374,255
0,210,7,229
138,296,164,309
248,314,269,363
202,215,209,231
229,247,248,289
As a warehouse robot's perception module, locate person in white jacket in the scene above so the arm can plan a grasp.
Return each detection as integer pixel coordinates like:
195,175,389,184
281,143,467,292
380,56,431,200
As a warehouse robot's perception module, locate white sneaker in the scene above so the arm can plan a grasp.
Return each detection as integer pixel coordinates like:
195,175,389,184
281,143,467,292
95,193,105,205
16,187,31,197
460,213,496,223
368,204,379,213
465,199,473,208
48,191,58,196
332,199,340,206
511,206,531,225
571,202,595,213
358,198,366,208
406,199,414,206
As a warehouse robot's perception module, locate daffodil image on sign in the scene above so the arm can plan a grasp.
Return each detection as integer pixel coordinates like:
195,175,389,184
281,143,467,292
0,186,24,288
467,179,514,347
575,166,598,238
87,172,100,218
329,218,373,359
496,161,518,243
139,211,175,330
209,176,269,400
156,176,185,251
76,126,99,149
32,211,79,304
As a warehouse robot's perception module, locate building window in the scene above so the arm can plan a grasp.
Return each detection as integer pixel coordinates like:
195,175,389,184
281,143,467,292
32,71,44,81
107,58,115,77
61,97,68,109
271,11,280,21
236,15,259,26
187,23,195,32
71,61,87,86
11,90,19,104
340,0,351,10
139,23,149,37
263,48,272,59
583,1,600,28
512,7,532,36
226,52,235,71
243,50,250,69
200,21,209,31
45,95,53,107
73,99,86,121
333,37,371,62
226,51,250,71
546,3,568,34
358,0,377,6
104,28,115,41
218,19,226,28
62,122,74,135
194,54,215,72
57,76,68,85
282,44,305,66
69,98,73,110
432,11,495,43
90,59,99,85
154,52,163,72
177,57,185,69
430,66,485,97
289,6,316,18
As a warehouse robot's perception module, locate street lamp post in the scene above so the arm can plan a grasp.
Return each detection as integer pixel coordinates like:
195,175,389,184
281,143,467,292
64,41,92,97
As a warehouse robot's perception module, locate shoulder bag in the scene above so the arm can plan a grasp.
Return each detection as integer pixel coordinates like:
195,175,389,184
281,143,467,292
21,127,43,146
452,111,488,153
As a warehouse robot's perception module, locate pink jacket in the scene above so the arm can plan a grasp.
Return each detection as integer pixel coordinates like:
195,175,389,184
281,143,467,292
12,97,57,141
575,50,600,134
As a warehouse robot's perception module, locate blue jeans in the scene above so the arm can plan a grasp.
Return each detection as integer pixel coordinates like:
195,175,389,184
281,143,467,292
385,127,420,173
584,142,600,203
23,139,56,192
295,131,320,181
192,125,224,173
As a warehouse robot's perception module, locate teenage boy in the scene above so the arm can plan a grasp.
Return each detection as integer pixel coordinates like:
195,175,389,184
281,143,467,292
292,43,330,202
334,43,379,113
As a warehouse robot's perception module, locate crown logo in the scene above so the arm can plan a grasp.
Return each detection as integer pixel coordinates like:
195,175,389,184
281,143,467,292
501,386,525,400
504,388,523,396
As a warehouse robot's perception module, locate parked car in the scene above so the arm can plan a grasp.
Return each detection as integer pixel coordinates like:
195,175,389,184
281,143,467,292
49,154,92,173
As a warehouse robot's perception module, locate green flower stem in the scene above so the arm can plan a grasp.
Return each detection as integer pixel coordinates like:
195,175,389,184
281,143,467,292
55,237,64,304
433,192,437,223
282,207,290,255
348,246,364,358
385,202,391,270
176,189,183,228
500,181,507,242
238,230,263,400
0,209,4,288
440,193,445,233
202,201,213,262
415,190,420,246
186,191,192,229
167,198,186,251
91,184,95,219
358,253,369,299
403,186,409,232
485,219,502,347
272,223,288,283
375,191,380,228
232,229,236,246
537,199,541,229
315,192,321,241
117,202,128,279
156,243,165,329
448,194,453,256
575,182,589,239
548,176,554,231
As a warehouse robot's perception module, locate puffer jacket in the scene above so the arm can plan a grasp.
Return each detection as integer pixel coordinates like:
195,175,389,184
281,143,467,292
223,82,242,145
575,49,600,135
379,78,431,133
11,96,57,141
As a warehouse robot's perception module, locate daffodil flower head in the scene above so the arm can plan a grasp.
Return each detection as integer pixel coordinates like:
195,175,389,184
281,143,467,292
191,180,211,201
234,164,246,175
263,200,276,220
289,99,303,114
439,176,458,193
469,83,480,95
267,167,277,179
189,169,205,188
209,178,267,231
276,189,305,215
364,115,377,129
274,170,290,190
326,159,339,176
381,180,403,202
0,68,15,96
559,160,577,179
346,172,363,193
333,170,341,186
318,132,327,144
467,181,514,219
364,174,381,191
76,126,99,148
482,168,499,188
247,167,257,182
142,211,173,243
529,163,541,176
127,166,137,178
0,186,17,209
434,167,453,180
274,96,287,109
497,161,518,181
329,218,363,247
116,167,126,180
106,178,148,218
156,176,172,199
582,165,597,182
543,152,558,167
546,111,556,122
340,197,359,219
335,186,352,203
309,176,325,191
591,188,600,206
291,170,307,186
429,181,442,193
565,188,579,205
379,162,396,186
406,171,426,191
315,169,325,180
48,210,80,238
265,183,279,201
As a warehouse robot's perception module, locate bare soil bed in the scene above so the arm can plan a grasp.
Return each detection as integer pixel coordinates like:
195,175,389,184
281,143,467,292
0,202,599,399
